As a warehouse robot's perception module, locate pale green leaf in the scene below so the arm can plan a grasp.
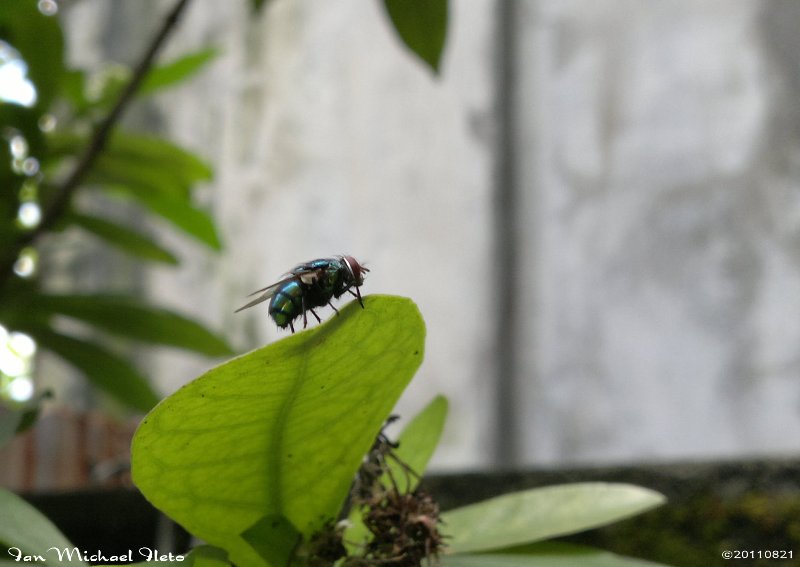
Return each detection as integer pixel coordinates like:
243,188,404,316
132,295,425,567
443,483,666,554
392,394,448,486
0,488,87,566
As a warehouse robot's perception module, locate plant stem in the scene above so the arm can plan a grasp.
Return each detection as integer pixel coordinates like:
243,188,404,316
0,0,194,289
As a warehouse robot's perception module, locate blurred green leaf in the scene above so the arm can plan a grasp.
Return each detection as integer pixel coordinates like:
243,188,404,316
132,295,425,567
250,0,271,13
88,153,192,200
34,328,160,413
0,102,45,157
139,48,218,96
122,191,222,250
0,103,46,222
0,488,88,566
107,131,213,181
0,0,65,111
382,0,448,73
48,131,212,183
392,394,448,487
68,212,179,265
442,483,666,554
60,69,89,113
35,294,233,356
46,130,220,249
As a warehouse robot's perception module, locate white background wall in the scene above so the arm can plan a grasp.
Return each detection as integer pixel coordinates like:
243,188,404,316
64,0,800,470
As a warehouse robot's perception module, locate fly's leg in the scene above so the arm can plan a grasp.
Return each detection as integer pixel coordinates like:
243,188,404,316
309,309,322,323
328,301,340,316
301,295,308,328
346,287,365,308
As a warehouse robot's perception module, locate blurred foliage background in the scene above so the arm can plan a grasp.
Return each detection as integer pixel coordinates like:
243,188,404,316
0,0,234,419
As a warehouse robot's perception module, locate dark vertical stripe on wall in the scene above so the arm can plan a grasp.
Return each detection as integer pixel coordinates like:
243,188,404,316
493,0,520,467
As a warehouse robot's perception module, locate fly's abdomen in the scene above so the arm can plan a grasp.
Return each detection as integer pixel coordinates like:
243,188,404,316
268,280,304,328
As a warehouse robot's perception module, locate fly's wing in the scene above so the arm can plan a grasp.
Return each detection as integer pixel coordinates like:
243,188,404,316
234,278,292,313
234,265,328,313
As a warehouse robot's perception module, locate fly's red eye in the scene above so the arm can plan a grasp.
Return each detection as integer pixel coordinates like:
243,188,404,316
343,255,366,284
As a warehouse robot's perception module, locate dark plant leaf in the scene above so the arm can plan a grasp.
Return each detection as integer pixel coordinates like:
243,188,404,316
382,0,448,73
33,328,159,413
0,0,65,111
35,294,234,356
87,153,192,201
68,212,179,265
121,191,222,250
139,48,219,96
48,131,213,184
250,0,271,13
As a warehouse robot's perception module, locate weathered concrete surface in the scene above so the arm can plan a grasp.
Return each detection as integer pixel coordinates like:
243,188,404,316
61,1,800,470
513,1,800,466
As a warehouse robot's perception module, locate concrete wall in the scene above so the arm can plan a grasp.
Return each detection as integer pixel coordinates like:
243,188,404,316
513,0,800,465
64,0,800,469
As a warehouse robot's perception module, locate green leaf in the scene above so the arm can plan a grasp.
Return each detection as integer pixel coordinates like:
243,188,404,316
132,295,425,567
35,294,233,356
34,328,160,413
383,0,448,73
345,395,448,548
111,190,221,250
88,153,192,200
441,542,670,567
96,545,232,567
107,131,213,182
60,69,89,113
240,514,301,567
139,48,219,97
0,488,87,566
76,137,208,202
182,545,232,567
0,103,45,209
250,0,271,13
442,483,666,554
68,212,179,265
45,130,219,249
48,131,213,184
393,394,448,486
0,0,65,111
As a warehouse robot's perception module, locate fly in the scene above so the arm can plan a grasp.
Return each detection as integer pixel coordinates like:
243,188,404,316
235,255,369,333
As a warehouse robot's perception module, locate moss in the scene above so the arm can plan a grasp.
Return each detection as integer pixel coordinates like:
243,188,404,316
564,491,800,567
